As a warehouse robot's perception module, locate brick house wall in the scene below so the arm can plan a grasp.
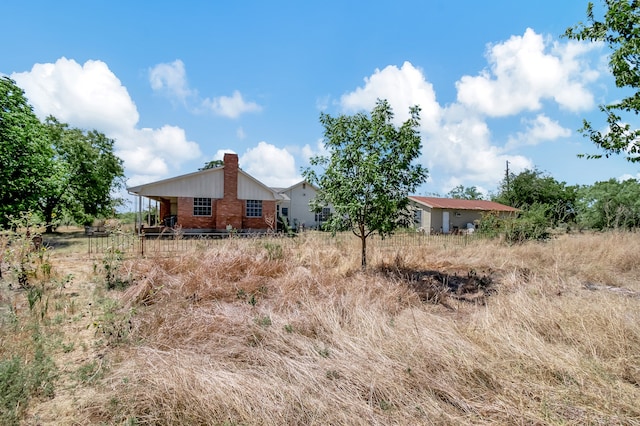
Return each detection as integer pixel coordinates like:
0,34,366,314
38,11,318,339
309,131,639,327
170,153,276,231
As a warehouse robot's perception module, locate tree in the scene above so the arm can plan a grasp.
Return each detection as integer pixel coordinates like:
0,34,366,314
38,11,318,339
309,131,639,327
565,1,640,161
303,99,428,269
447,185,484,200
493,168,578,225
0,78,125,231
41,118,125,232
199,159,224,170
0,77,52,228
576,178,640,229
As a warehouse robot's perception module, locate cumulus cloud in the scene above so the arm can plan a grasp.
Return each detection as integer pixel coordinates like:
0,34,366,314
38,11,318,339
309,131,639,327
202,90,262,119
149,59,194,102
456,28,599,116
240,142,301,187
425,105,533,187
506,114,571,149
337,61,533,192
12,57,139,135
340,61,441,132
11,58,201,185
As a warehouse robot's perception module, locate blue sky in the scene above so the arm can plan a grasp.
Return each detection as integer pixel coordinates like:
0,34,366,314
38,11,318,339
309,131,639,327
2,0,639,208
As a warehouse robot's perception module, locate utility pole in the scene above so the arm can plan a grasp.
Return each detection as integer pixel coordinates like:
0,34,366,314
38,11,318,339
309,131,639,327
505,160,510,192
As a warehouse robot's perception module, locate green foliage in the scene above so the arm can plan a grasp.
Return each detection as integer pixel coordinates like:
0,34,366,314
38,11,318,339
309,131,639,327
447,185,484,200
198,159,224,170
303,99,428,268
263,241,284,260
100,221,132,290
41,117,125,231
494,168,577,226
0,77,53,227
0,328,57,425
576,178,640,229
480,205,550,243
0,79,125,232
565,1,640,162
2,212,49,289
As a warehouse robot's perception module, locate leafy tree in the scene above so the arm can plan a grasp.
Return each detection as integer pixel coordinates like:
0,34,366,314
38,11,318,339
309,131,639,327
493,168,578,226
565,1,640,161
303,99,428,269
0,79,125,231
0,77,52,227
447,185,484,200
199,159,224,170
576,178,640,229
41,118,125,232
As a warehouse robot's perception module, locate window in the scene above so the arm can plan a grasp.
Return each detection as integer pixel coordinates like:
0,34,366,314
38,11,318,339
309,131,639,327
414,209,422,225
193,198,212,216
315,207,331,222
281,207,289,217
246,200,262,217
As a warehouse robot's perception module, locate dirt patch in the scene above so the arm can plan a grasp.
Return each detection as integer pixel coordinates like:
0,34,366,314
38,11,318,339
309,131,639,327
377,265,495,308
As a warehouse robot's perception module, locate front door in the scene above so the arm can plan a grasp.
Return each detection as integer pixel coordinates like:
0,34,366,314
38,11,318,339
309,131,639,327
442,211,450,233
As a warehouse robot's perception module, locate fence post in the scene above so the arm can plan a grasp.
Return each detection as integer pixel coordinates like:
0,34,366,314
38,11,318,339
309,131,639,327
140,232,145,256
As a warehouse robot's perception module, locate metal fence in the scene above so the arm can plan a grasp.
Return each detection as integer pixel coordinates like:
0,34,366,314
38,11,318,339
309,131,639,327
87,230,489,257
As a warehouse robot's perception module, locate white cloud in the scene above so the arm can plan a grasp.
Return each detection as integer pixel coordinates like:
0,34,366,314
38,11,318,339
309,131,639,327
236,127,246,139
456,28,599,116
507,114,571,149
301,139,327,162
202,90,262,119
240,142,301,187
149,59,194,102
425,105,533,188
213,149,236,161
340,61,441,132
337,62,533,191
11,57,201,185
12,57,139,135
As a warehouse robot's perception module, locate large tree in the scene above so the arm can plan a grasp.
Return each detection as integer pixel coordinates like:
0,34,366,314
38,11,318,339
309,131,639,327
41,118,125,232
0,77,53,227
303,99,428,269
0,78,125,231
565,1,640,161
493,168,578,225
576,178,640,229
447,185,484,200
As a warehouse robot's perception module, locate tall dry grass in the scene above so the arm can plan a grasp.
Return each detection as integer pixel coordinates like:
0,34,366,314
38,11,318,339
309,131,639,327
84,232,640,425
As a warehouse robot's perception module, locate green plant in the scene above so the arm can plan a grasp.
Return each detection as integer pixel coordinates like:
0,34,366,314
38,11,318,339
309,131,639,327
92,298,132,346
254,315,272,327
75,360,104,384
263,241,284,260
0,329,57,425
3,212,48,289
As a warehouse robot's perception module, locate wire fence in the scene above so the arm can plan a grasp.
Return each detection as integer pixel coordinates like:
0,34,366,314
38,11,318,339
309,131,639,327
87,230,491,257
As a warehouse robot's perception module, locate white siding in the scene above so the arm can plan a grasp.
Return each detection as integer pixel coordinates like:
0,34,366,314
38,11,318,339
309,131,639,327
130,170,224,198
237,173,278,200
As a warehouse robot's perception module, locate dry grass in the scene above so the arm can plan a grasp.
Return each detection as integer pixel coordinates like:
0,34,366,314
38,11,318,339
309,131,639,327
5,231,639,424
65,231,639,425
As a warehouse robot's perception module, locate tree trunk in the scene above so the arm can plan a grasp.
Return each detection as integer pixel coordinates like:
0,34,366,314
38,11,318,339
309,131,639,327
360,224,367,270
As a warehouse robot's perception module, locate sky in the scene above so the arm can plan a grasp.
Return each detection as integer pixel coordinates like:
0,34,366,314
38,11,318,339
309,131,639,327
2,0,639,209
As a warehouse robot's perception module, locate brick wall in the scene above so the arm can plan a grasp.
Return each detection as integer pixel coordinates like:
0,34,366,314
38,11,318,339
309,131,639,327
177,197,216,229
242,200,277,230
172,153,276,231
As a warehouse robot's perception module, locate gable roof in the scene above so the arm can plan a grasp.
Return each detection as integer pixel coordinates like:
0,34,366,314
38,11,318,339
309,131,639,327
409,196,518,212
127,165,282,200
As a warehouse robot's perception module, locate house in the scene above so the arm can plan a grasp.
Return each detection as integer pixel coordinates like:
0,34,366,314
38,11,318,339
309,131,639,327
273,181,332,230
127,153,282,233
409,196,518,234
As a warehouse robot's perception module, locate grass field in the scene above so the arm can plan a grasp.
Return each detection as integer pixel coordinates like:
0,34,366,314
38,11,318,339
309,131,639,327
1,229,639,425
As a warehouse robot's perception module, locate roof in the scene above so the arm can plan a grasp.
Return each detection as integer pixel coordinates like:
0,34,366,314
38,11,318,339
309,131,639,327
127,165,282,200
409,196,519,212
